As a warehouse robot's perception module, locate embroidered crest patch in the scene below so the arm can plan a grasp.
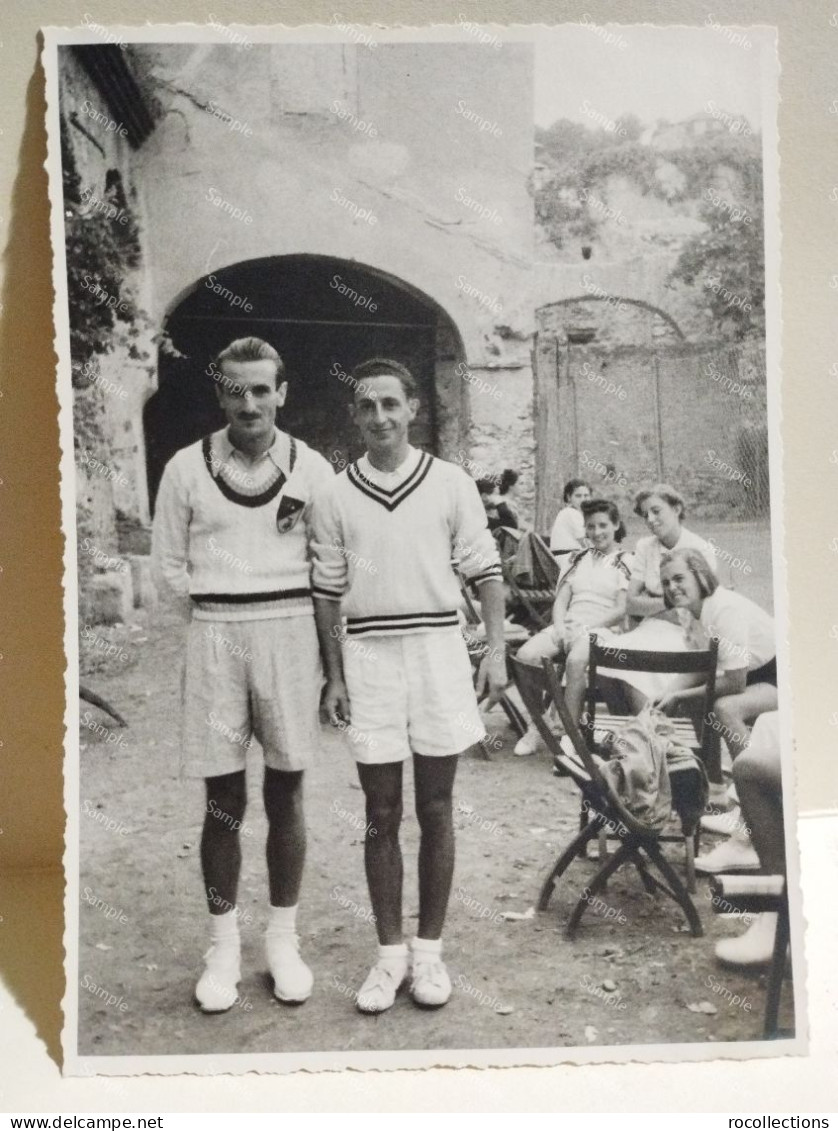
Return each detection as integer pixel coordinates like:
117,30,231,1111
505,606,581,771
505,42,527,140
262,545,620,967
276,495,305,533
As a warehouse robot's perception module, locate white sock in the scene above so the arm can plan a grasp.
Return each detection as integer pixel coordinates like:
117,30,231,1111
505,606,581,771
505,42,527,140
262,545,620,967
412,936,442,958
266,904,298,936
377,942,408,969
209,908,240,946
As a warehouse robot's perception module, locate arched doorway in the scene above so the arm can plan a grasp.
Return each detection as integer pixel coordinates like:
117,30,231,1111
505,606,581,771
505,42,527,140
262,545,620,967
144,255,466,511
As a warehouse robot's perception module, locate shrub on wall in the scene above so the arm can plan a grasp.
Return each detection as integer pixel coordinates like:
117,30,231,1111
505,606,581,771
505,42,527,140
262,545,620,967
61,114,149,592
534,119,765,341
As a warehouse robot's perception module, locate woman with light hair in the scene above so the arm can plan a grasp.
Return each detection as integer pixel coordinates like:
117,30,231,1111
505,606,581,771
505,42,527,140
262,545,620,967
656,548,777,751
594,483,718,706
656,548,778,876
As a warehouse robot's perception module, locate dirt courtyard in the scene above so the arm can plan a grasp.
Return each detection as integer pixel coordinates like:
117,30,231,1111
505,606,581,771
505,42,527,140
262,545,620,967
76,605,793,1061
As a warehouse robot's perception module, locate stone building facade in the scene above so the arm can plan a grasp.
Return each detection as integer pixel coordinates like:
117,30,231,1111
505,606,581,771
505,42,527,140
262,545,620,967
58,41,765,621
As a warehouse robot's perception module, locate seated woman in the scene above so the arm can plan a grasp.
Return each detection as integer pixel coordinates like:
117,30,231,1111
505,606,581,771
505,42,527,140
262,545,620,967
549,478,591,558
713,711,784,966
513,498,631,756
595,484,718,713
656,548,778,756
655,548,778,875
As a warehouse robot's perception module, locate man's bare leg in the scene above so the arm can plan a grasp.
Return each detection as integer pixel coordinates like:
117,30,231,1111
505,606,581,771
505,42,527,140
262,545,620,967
263,767,306,906
262,767,312,1003
196,770,246,1012
413,752,458,939
357,760,404,944
354,761,408,1012
201,770,246,912
410,751,458,1008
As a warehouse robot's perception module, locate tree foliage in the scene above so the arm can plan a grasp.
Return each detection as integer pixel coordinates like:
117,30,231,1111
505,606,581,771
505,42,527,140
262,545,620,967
62,112,151,585
668,194,765,340
61,114,147,384
534,117,765,339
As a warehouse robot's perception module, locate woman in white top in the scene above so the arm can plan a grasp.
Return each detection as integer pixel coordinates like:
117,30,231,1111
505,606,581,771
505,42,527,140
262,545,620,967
656,548,777,759
596,484,718,708
549,478,591,556
514,498,631,754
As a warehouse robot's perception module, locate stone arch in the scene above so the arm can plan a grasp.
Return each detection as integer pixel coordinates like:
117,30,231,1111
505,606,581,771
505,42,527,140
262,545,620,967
538,294,686,344
144,254,468,511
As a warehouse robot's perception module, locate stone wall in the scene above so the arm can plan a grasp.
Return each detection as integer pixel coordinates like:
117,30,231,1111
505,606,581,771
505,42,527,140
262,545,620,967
465,366,536,528
61,50,157,619
133,41,535,366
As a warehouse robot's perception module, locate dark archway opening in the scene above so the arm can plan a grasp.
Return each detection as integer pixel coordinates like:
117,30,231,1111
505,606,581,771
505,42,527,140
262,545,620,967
144,255,465,512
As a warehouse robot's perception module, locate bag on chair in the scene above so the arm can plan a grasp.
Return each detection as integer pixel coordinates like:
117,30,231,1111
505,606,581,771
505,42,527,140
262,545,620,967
595,704,674,833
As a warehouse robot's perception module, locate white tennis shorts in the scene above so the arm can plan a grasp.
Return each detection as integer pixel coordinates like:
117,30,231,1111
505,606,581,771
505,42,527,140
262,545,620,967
339,629,485,764
181,614,322,778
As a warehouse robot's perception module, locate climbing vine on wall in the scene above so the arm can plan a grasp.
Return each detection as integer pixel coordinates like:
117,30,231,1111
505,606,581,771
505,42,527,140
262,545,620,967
534,118,764,340
62,112,150,589
62,114,147,380
668,195,765,340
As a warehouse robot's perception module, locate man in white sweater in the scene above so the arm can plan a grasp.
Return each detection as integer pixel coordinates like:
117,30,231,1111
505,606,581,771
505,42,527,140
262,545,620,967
151,336,333,1013
311,358,508,1013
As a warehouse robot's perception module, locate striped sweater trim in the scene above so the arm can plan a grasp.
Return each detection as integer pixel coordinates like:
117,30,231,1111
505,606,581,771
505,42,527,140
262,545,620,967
201,435,297,508
312,583,344,600
471,565,503,585
345,609,460,635
191,600,313,622
346,452,434,511
191,588,309,606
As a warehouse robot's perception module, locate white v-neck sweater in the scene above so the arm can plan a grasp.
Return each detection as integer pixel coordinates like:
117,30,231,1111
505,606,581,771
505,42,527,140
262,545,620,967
310,449,502,637
151,428,334,620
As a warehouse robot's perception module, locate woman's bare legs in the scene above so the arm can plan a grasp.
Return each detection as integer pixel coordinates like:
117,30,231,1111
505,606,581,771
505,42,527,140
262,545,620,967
713,683,779,759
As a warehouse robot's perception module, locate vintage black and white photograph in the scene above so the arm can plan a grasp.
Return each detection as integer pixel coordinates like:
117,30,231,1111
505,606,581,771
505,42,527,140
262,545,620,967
45,18,802,1073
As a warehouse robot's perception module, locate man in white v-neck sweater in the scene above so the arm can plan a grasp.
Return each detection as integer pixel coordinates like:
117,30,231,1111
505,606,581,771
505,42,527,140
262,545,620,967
151,337,333,1016
311,358,508,1014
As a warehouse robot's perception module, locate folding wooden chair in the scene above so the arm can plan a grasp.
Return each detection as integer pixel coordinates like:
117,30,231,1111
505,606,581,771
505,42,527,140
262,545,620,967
457,570,484,629
504,532,560,633
708,874,792,1040
505,574,555,632
457,571,529,755
584,632,720,890
509,650,712,938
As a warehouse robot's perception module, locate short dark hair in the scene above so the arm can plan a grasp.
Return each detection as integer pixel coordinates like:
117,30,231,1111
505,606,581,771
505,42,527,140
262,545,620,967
563,477,590,502
660,549,718,607
581,497,626,543
499,469,518,495
350,357,418,399
476,478,497,497
634,483,686,521
214,337,286,387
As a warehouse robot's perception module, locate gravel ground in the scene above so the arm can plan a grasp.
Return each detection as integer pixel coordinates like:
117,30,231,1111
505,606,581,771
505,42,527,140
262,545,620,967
76,606,793,1059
